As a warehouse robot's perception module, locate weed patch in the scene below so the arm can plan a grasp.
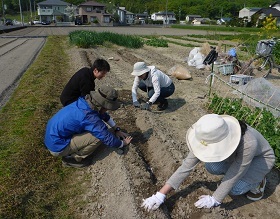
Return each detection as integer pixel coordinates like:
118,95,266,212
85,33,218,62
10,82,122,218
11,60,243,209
69,30,144,49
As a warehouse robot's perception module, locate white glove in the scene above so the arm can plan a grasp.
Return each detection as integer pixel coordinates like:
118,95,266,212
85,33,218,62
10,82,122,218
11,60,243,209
194,195,221,208
141,192,166,211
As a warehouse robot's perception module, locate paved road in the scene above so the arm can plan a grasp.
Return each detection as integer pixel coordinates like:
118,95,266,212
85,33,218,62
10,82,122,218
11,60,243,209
0,28,46,107
0,25,214,36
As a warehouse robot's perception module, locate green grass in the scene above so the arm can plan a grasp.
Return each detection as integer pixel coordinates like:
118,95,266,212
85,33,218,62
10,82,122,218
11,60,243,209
0,36,80,218
171,24,261,33
69,30,144,48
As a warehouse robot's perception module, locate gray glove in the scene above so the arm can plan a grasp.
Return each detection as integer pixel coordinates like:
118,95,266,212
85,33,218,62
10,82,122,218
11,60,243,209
140,102,151,110
133,101,141,108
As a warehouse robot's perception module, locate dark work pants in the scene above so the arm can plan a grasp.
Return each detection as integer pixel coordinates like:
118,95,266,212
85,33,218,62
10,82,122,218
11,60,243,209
138,81,175,103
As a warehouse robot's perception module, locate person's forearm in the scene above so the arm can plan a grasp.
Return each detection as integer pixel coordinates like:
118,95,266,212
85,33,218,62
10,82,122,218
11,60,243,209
159,183,173,195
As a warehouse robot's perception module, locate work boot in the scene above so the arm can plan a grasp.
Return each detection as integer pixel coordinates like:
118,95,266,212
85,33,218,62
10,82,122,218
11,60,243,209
157,99,168,111
246,177,266,201
62,156,88,168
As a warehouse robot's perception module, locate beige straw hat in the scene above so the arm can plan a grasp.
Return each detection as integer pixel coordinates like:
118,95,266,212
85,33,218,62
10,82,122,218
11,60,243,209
186,114,241,162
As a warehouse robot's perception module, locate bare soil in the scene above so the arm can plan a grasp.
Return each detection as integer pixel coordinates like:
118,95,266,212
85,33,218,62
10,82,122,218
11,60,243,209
65,41,280,219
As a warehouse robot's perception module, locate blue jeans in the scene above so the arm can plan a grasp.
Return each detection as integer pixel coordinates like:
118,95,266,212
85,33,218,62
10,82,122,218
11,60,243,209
205,161,259,195
138,81,175,103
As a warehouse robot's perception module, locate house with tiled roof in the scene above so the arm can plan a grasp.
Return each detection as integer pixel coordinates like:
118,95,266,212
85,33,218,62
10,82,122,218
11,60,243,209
151,11,176,24
252,7,280,26
239,7,261,22
270,1,280,10
185,15,202,23
37,0,71,23
117,7,134,25
77,1,112,26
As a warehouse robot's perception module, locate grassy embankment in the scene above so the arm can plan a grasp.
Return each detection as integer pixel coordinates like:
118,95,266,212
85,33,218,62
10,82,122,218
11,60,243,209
0,36,80,218
0,31,145,219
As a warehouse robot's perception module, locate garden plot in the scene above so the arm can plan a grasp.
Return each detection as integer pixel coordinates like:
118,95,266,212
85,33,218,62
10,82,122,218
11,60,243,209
65,40,280,219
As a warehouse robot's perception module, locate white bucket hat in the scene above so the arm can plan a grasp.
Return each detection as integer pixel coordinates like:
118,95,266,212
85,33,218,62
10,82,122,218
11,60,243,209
131,62,150,76
186,114,241,162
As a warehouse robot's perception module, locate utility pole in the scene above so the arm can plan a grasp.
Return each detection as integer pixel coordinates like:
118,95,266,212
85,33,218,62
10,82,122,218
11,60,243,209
178,6,181,24
165,0,168,27
29,0,32,19
2,0,5,24
19,0,23,25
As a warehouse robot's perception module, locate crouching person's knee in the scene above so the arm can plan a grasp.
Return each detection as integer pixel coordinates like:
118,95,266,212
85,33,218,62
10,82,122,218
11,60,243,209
205,162,227,175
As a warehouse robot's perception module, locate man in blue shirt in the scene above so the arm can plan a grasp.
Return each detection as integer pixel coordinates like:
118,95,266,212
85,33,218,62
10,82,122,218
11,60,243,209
45,85,132,168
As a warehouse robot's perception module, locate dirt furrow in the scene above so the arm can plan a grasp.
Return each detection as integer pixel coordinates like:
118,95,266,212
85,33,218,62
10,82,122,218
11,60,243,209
66,42,280,219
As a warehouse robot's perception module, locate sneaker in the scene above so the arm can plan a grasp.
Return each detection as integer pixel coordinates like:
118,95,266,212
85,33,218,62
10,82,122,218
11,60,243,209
62,156,88,168
246,177,266,201
157,99,168,111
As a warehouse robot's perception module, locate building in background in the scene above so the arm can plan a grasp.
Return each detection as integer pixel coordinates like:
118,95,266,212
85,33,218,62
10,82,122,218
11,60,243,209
77,1,111,26
151,11,176,24
37,0,71,23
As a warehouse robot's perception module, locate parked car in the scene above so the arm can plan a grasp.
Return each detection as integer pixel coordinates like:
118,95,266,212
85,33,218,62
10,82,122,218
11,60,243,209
29,20,41,25
75,18,82,25
41,21,51,25
5,19,13,26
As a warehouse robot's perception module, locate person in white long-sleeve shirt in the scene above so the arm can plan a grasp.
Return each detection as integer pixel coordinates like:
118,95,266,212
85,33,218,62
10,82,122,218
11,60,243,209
131,62,175,111
141,114,275,211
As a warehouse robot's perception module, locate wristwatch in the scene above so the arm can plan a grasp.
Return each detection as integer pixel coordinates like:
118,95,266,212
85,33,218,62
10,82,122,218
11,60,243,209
115,127,121,132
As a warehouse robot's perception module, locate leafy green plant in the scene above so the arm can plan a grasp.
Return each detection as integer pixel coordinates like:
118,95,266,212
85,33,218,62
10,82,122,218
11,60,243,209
208,94,280,168
69,30,144,49
272,42,280,64
145,37,168,47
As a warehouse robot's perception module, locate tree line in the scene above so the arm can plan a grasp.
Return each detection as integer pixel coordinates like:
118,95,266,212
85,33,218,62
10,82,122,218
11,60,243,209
0,0,275,20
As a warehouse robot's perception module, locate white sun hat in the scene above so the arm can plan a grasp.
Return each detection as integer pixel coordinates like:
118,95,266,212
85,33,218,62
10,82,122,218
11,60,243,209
186,114,241,162
131,62,151,76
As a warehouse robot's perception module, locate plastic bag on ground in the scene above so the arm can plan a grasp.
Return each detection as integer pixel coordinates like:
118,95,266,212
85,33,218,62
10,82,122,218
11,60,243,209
168,64,192,80
186,47,200,66
233,78,280,117
194,52,206,69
